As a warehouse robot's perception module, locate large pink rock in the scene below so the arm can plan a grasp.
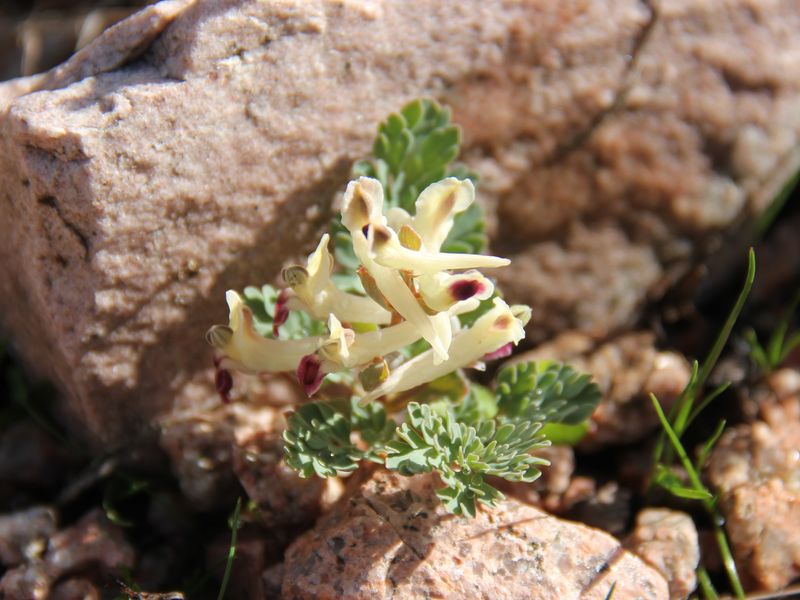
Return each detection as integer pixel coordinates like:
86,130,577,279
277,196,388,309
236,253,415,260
0,0,798,446
282,469,668,599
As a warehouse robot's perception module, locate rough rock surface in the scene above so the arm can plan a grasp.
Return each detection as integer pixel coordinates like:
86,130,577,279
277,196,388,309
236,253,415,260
161,387,340,516
0,508,135,599
0,0,798,445
282,469,668,600
513,331,691,448
626,508,700,599
706,405,800,591
0,506,56,567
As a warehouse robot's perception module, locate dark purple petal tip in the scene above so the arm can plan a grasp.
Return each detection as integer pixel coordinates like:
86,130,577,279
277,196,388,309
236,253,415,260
297,354,325,397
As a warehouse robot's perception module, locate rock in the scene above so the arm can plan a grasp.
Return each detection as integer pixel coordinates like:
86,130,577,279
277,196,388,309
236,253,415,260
44,508,135,579
563,482,633,538
0,505,56,567
626,508,699,599
282,469,668,599
513,331,691,448
0,0,797,446
0,421,78,496
232,429,340,528
0,561,51,600
160,391,340,518
49,578,101,600
159,404,239,511
706,415,800,590
262,562,285,599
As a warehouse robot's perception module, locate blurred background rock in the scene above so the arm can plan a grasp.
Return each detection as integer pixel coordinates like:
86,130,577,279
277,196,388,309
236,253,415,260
0,0,153,81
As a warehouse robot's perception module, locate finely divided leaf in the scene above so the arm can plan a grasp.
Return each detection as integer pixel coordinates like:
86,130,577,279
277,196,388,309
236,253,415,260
496,361,601,425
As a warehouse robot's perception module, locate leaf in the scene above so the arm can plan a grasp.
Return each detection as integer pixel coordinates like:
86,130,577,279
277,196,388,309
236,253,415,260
283,402,362,478
539,421,589,446
653,464,712,500
359,98,470,214
453,384,498,425
384,402,548,516
495,361,602,425
350,397,397,460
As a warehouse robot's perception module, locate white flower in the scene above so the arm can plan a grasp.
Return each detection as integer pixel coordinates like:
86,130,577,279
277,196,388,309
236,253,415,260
359,298,528,404
282,234,392,325
206,291,321,374
341,177,508,363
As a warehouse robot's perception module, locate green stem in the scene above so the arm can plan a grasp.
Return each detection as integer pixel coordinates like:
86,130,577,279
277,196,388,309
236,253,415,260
696,566,718,600
216,497,242,600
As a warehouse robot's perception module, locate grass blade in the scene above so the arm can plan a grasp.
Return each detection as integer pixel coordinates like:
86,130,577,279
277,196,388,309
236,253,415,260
216,497,242,600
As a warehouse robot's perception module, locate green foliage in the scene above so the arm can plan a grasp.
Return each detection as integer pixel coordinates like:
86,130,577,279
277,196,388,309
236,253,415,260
283,402,362,478
354,99,463,212
241,284,326,340
745,290,800,374
217,497,242,600
284,399,397,476
441,202,488,255
333,98,487,271
650,395,745,600
385,402,549,517
453,383,498,425
648,249,756,600
495,361,601,425
350,397,397,461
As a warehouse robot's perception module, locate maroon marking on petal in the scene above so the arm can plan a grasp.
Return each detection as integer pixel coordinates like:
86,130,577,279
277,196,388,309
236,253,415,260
450,279,484,301
215,368,233,404
297,354,325,397
483,342,513,361
273,289,290,337
361,224,371,238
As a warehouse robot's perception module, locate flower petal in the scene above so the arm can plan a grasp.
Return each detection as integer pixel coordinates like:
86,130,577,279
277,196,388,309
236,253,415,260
341,177,386,233
416,271,494,313
360,298,524,403
412,178,474,252
354,230,450,361
207,291,320,374
369,223,509,275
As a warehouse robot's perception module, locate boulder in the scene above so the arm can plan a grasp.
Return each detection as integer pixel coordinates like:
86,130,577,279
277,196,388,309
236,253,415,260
625,508,700,599
706,406,800,591
282,469,668,599
0,0,798,445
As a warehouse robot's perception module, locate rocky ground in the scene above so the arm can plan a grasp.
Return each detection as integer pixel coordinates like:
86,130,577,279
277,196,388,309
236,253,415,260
1,1,799,599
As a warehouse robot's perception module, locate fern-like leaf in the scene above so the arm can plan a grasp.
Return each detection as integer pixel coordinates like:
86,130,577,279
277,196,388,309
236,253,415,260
495,361,601,425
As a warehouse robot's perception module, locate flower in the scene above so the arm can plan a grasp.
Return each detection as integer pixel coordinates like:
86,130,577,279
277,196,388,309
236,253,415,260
207,175,529,404
341,177,510,362
281,233,392,326
206,291,321,374
359,298,530,404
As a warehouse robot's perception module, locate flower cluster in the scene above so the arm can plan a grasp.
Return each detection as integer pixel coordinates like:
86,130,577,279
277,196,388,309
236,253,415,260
206,176,530,403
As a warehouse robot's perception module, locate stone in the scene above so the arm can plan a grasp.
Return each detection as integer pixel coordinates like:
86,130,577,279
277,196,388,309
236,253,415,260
512,331,691,449
44,508,135,579
282,469,668,600
626,508,700,600
0,561,50,600
0,0,798,446
563,481,632,538
232,429,338,528
49,578,101,600
706,414,800,591
0,505,56,567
